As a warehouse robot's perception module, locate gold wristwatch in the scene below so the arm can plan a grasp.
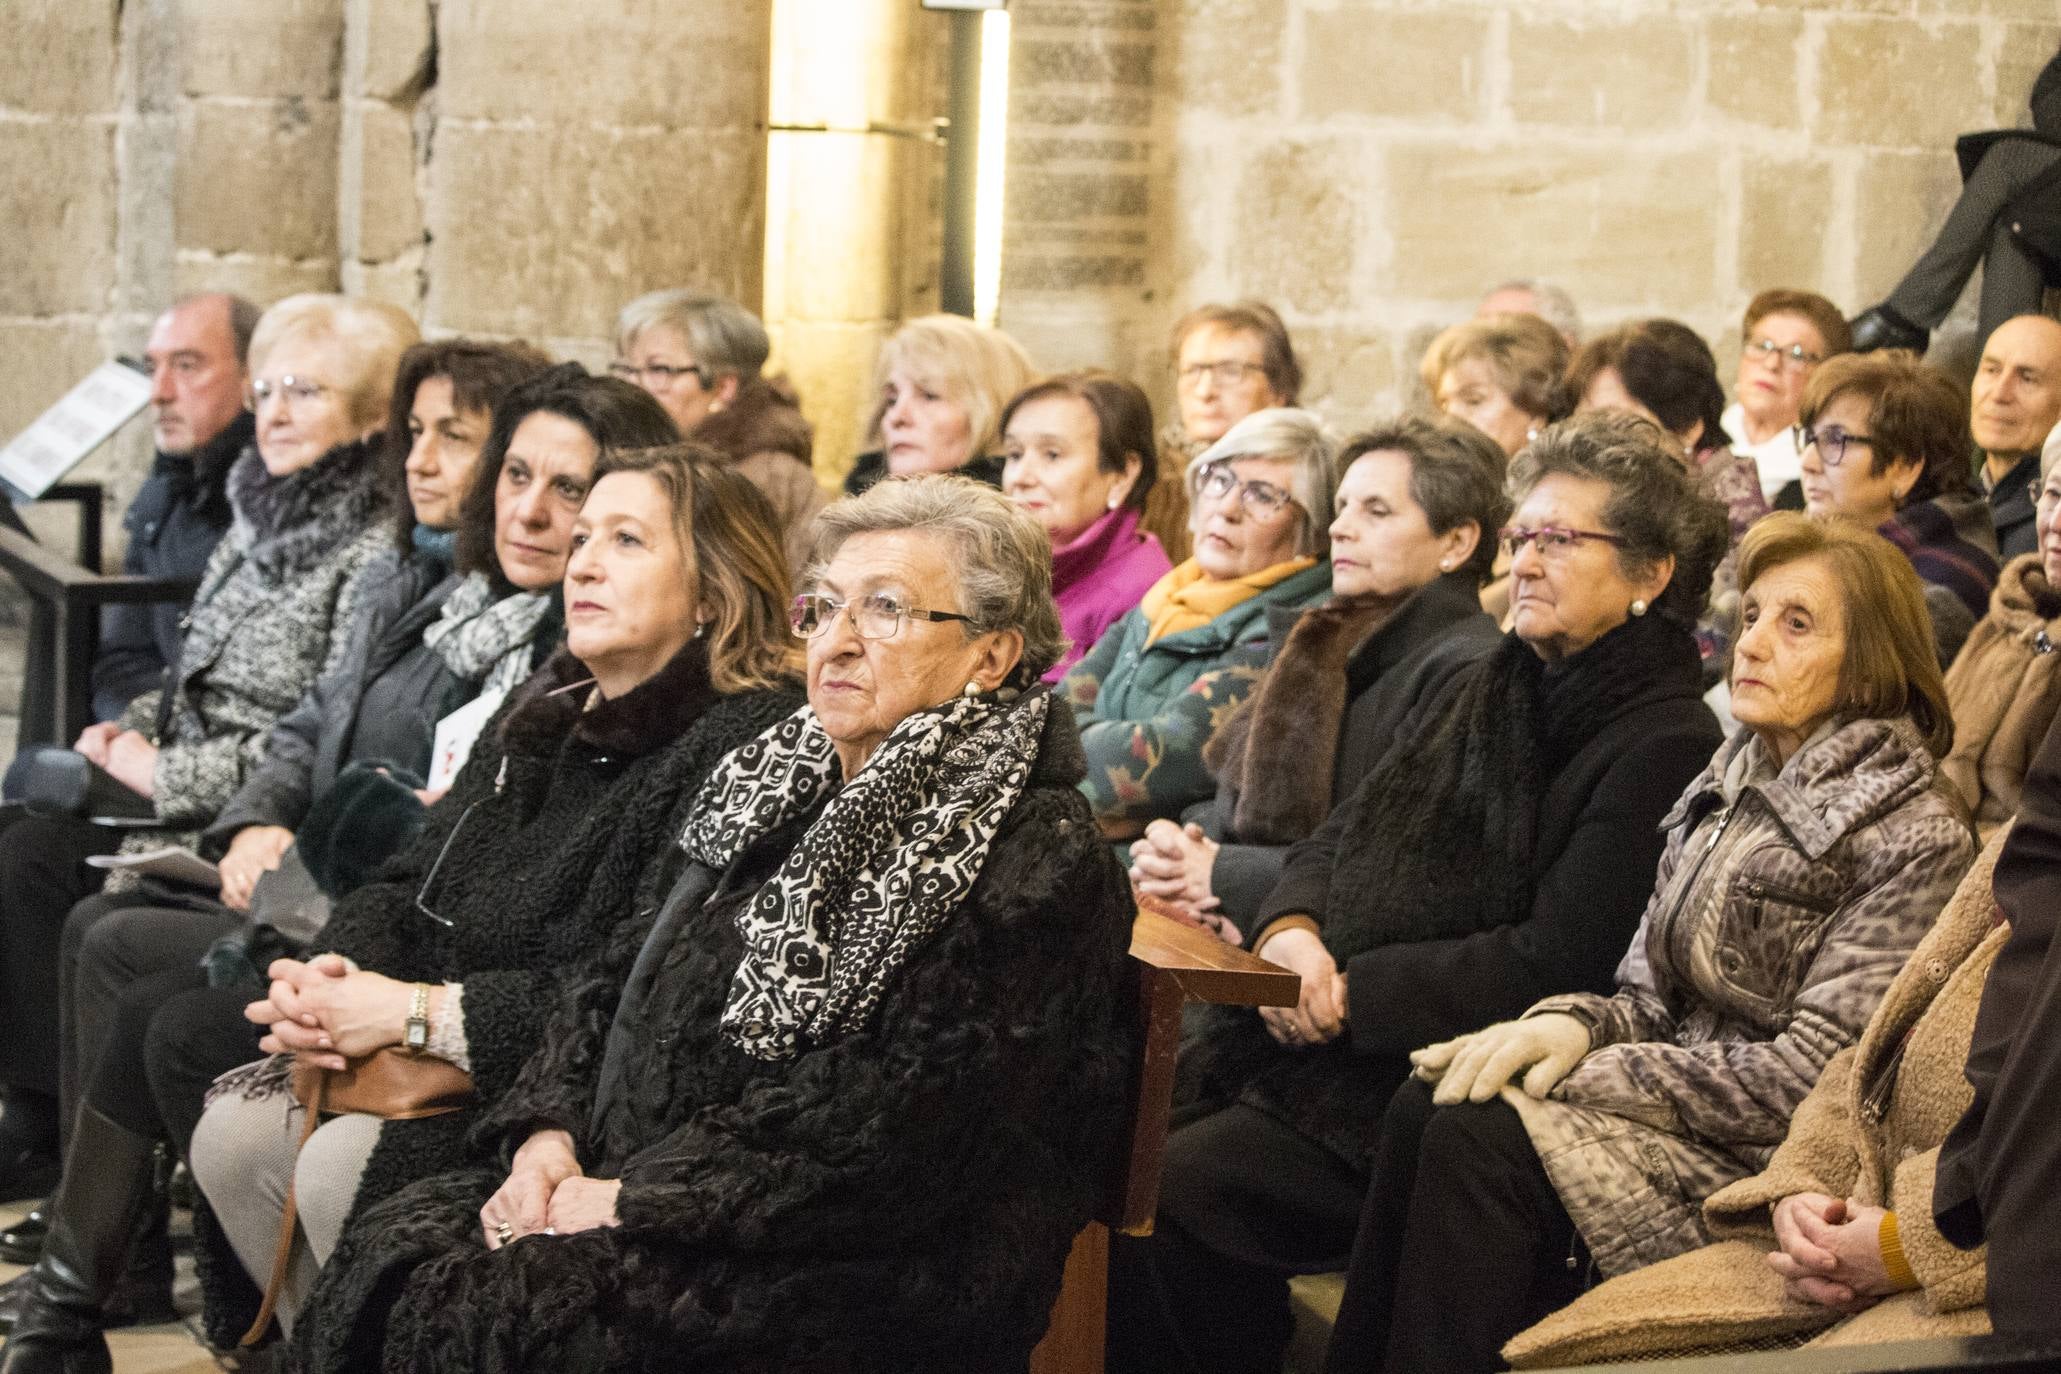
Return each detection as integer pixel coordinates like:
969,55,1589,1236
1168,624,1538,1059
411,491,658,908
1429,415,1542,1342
404,983,431,1052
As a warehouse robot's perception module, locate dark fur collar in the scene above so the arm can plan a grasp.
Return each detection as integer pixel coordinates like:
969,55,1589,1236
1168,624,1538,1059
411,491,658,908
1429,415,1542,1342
224,435,391,578
692,376,813,466
1205,591,1405,843
499,639,723,761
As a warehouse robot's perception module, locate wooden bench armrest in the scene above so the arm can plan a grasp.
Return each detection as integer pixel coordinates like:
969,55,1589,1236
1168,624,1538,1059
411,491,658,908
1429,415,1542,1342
1128,908,1299,1009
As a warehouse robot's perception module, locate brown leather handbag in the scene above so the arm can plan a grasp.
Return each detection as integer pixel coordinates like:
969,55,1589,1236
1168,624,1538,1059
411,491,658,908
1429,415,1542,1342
241,1048,476,1346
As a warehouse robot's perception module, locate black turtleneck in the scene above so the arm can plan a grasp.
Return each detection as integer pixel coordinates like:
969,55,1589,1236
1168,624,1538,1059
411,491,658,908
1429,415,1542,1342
89,411,256,720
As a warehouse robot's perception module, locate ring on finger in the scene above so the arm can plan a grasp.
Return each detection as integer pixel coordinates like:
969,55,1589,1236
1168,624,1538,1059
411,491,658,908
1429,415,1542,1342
494,1221,514,1245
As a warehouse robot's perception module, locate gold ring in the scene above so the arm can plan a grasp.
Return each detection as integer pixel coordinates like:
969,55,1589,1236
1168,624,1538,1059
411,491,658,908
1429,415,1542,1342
495,1221,514,1244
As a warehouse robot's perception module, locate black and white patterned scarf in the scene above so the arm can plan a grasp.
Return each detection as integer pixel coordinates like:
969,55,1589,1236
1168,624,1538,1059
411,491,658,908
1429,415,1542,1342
422,572,552,695
684,686,1050,1060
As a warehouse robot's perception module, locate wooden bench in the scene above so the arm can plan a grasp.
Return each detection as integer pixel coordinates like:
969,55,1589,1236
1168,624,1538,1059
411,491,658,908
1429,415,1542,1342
0,483,198,747
1028,909,1301,1374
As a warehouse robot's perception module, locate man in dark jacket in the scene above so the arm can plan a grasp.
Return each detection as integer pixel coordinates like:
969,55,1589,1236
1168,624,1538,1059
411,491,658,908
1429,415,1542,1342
88,292,258,721
1969,315,2061,562
1937,708,2061,1336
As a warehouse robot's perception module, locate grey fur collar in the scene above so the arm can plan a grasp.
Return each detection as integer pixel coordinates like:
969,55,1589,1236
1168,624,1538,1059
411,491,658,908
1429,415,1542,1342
224,436,391,578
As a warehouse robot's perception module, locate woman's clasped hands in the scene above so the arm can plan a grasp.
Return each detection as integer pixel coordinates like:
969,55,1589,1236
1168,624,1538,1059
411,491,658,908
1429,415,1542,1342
1766,1192,1906,1311
479,1129,621,1249
243,954,438,1072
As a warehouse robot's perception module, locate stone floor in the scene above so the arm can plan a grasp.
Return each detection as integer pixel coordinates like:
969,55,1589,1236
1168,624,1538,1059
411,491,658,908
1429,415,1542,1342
0,1201,223,1373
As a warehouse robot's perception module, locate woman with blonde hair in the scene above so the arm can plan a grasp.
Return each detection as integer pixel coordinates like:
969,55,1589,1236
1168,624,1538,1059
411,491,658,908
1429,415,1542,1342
843,314,1038,496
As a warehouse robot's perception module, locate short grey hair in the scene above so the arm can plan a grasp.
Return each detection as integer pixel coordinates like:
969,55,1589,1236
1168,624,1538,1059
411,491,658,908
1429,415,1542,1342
805,474,1067,685
614,289,771,383
1485,278,1583,345
1507,411,1728,626
1187,406,1338,556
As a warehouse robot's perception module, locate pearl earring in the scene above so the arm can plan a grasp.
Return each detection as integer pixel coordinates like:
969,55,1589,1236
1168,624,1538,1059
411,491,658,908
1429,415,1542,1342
1630,598,1649,617
963,680,982,697
1438,559,1453,572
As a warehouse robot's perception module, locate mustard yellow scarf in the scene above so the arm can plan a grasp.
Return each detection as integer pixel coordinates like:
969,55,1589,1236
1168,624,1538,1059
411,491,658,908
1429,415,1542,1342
1139,555,1318,644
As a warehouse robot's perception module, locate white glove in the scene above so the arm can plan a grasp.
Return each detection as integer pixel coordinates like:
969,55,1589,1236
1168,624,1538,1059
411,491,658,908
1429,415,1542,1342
1411,1013,1591,1106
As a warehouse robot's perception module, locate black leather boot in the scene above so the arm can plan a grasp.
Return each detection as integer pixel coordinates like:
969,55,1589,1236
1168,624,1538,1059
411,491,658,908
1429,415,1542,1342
0,1206,49,1265
0,1106,159,1374
1848,304,1930,354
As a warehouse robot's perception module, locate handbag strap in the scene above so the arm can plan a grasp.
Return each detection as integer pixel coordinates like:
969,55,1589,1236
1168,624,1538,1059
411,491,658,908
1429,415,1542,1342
241,1071,326,1348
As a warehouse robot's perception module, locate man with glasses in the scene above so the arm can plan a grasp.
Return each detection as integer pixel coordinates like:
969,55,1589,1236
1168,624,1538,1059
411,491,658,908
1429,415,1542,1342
1971,315,2061,559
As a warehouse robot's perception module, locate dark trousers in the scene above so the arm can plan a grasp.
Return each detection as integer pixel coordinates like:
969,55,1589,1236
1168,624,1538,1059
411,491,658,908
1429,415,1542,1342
1325,1080,1586,1374
59,892,243,1138
0,812,118,1106
1106,1103,1365,1374
1887,138,2061,341
143,984,262,1159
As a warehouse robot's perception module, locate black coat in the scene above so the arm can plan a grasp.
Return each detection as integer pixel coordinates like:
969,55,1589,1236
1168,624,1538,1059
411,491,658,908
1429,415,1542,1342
193,643,801,1347
1987,451,2040,564
842,448,1005,497
1194,573,1502,930
90,413,250,721
1192,630,1720,1165
1936,708,2061,1334
291,699,1138,1374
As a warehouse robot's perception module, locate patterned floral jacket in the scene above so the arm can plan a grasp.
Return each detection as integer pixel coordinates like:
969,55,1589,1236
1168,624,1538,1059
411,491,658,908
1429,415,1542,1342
1510,714,1975,1277
1061,560,1331,827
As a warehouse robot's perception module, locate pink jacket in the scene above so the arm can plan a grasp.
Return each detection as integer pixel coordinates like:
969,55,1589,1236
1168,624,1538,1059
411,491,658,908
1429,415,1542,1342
1043,506,1171,683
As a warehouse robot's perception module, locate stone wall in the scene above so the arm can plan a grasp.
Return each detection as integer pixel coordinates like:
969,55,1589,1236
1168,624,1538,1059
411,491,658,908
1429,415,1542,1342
996,0,2059,436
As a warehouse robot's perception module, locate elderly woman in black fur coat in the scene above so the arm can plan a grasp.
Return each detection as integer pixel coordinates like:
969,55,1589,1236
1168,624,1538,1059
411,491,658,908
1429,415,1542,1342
182,446,805,1349
1107,412,1730,1374
289,475,1137,1374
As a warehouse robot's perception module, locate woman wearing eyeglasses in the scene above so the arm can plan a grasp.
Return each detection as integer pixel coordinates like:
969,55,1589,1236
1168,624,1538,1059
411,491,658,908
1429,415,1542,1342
1062,407,1336,840
1796,351,2001,665
276,476,1134,1374
183,447,802,1350
1721,290,1852,508
0,294,415,1210
610,291,826,577
1108,412,1727,1374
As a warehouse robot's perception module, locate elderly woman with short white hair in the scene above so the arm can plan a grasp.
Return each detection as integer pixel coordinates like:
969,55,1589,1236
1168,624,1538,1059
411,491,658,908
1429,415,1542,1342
280,474,1137,1374
611,289,824,574
1062,406,1336,838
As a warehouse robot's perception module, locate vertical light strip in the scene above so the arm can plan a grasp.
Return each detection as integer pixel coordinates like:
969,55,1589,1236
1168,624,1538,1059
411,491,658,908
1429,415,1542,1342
971,8,1012,329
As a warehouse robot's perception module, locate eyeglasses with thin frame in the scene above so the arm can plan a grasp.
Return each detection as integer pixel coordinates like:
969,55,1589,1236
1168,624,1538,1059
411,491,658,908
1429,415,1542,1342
790,592,974,641
1178,360,1265,390
1794,424,1876,467
608,360,710,390
414,798,483,927
1498,525,1629,560
1743,338,1826,371
243,375,333,412
1192,460,1296,519
2031,477,2061,511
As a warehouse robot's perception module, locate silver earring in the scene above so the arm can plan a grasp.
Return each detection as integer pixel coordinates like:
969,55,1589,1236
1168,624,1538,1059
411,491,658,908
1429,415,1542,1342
963,680,982,697
694,620,709,639
1630,598,1648,617
1438,559,1454,572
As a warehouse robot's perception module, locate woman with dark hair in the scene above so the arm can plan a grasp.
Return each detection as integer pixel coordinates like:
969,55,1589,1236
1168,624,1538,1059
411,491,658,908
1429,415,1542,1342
0,367,676,1374
1797,351,2002,664
186,445,803,1350
1574,318,1771,672
1106,412,1727,1374
1002,370,1171,681
1128,416,1507,936
1723,289,1852,507
1339,513,1974,1374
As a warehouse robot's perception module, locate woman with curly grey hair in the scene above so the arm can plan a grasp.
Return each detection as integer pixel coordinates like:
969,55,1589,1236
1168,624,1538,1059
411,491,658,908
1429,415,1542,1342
1108,411,1730,1374
286,474,1137,1373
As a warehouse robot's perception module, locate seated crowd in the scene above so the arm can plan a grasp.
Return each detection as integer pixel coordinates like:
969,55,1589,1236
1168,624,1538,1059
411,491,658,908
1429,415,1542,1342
0,266,2060,1374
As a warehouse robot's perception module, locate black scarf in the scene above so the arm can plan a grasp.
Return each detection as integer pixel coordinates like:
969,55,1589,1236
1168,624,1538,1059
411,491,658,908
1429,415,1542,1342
1322,611,1701,961
224,434,391,578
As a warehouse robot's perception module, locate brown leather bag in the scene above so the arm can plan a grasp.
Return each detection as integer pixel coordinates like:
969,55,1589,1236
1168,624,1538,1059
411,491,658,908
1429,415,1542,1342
240,1049,476,1346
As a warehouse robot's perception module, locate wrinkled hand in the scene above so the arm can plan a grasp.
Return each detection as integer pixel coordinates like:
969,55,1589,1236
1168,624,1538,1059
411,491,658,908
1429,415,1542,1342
248,954,357,1067
546,1177,622,1236
102,731,159,798
72,721,120,767
218,825,294,912
1129,821,1219,911
1413,1013,1591,1106
1256,926,1347,1047
482,1130,582,1248
1767,1194,1899,1310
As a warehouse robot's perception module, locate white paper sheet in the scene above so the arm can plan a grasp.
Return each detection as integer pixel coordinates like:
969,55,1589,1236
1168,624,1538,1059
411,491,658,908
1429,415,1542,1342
0,359,153,500
427,688,507,793
86,846,221,890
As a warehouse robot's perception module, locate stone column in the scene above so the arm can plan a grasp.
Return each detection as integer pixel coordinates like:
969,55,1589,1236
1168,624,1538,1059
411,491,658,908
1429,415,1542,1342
422,0,773,364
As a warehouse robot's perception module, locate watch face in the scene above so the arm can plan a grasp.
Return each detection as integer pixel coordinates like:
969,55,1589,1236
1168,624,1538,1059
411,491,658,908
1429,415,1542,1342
406,1022,428,1051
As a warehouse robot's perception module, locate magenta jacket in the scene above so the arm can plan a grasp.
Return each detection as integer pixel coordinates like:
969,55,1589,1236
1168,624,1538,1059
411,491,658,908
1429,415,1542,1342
1043,505,1171,683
